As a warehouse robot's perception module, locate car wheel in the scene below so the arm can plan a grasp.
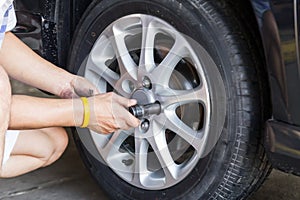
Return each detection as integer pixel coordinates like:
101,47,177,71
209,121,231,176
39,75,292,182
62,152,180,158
68,0,271,199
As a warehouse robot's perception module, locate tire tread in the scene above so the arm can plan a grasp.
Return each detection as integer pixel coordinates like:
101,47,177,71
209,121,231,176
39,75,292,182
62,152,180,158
191,0,271,199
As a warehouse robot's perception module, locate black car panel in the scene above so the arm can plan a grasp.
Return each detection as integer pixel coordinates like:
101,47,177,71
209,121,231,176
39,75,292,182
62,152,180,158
14,0,92,66
251,0,300,174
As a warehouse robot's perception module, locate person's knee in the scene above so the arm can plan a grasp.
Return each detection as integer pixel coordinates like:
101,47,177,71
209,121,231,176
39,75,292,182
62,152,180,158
53,128,68,155
43,128,68,166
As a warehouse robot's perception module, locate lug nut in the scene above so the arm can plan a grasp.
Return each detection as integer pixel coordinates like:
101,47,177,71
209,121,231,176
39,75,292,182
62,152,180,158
141,120,150,132
142,77,152,89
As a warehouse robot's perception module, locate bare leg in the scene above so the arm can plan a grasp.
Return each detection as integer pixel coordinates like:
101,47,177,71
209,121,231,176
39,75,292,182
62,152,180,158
0,127,68,178
0,65,11,175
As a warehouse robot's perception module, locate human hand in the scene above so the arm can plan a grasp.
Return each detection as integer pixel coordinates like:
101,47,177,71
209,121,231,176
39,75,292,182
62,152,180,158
60,75,99,98
87,92,140,134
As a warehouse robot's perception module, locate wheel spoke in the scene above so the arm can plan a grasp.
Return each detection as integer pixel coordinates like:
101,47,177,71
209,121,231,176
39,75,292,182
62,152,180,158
88,35,119,88
147,122,178,181
132,133,149,185
152,38,187,87
101,130,130,162
139,16,156,72
87,62,129,97
158,85,209,108
155,112,204,151
87,61,119,89
110,23,138,80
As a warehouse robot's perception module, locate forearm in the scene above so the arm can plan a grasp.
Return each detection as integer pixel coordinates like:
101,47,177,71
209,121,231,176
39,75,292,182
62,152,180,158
8,95,83,130
0,32,75,96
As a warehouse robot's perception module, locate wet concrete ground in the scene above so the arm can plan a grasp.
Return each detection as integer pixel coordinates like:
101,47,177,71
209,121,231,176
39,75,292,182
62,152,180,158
0,80,299,200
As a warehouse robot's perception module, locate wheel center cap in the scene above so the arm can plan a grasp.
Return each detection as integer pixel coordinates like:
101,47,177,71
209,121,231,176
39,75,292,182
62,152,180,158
131,89,155,105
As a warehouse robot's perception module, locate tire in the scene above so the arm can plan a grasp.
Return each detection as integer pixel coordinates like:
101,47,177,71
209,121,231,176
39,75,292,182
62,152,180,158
68,0,271,199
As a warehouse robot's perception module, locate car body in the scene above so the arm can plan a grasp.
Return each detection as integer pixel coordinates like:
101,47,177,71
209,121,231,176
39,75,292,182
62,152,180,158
252,0,300,174
13,0,300,198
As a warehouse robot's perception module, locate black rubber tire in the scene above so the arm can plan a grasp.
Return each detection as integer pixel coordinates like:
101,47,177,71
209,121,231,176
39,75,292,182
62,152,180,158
68,0,271,199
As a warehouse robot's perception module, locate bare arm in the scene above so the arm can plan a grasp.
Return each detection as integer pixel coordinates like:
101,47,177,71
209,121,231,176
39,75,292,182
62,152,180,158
9,95,83,130
0,32,76,97
9,93,140,133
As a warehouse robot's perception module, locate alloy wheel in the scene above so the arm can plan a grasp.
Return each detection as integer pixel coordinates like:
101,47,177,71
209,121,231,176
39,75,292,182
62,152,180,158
82,14,212,190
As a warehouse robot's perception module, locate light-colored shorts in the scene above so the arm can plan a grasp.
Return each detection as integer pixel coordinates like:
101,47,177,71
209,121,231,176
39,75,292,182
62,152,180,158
2,130,19,166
